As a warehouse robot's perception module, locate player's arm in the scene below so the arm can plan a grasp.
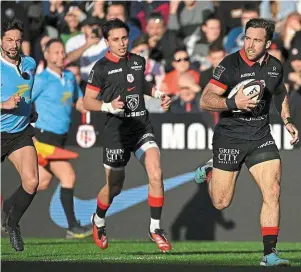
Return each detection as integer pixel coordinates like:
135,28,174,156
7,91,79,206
83,65,124,114
200,82,228,111
273,83,299,145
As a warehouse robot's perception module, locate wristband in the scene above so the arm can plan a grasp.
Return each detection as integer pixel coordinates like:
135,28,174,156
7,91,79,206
154,90,164,99
284,117,294,125
101,102,124,116
225,97,237,110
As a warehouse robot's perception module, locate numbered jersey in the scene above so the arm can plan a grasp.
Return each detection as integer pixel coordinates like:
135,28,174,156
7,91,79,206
209,49,284,140
87,52,153,136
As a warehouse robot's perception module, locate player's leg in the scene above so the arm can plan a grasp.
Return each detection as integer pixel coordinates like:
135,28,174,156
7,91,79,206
246,136,289,267
92,166,125,249
135,135,172,253
36,165,53,191
5,143,39,251
195,131,244,209
49,160,92,238
91,144,130,250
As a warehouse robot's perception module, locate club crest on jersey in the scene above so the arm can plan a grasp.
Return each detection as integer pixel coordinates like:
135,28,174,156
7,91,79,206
126,94,139,111
127,74,134,83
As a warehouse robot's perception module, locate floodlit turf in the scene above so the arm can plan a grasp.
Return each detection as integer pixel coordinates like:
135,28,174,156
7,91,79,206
1,239,301,266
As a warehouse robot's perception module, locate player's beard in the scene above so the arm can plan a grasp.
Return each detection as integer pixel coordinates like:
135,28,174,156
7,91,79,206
246,48,266,62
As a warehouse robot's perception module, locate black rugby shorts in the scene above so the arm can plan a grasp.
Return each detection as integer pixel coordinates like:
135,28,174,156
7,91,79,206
212,131,280,171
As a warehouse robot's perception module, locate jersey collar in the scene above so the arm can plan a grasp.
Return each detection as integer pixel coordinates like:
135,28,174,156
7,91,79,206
105,51,130,63
239,49,270,67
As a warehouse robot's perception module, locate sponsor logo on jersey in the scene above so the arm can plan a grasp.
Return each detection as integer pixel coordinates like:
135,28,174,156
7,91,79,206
213,65,225,80
241,72,255,78
108,68,123,75
268,66,279,77
126,94,139,111
127,74,134,82
87,70,94,83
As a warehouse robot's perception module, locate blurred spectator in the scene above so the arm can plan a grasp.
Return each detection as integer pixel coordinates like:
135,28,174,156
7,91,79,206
280,12,301,50
268,38,284,62
191,15,224,71
224,3,259,54
1,1,31,55
260,0,298,22
284,31,301,92
146,12,184,72
131,35,165,88
199,45,226,91
168,0,214,43
130,0,169,32
65,17,107,88
286,31,301,148
60,5,81,45
104,1,141,49
81,0,106,19
169,72,201,113
160,49,200,96
27,3,58,65
45,1,87,34
215,1,248,34
36,35,51,75
66,63,82,85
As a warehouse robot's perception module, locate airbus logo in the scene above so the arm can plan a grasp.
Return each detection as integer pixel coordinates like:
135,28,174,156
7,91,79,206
108,68,122,75
49,171,195,227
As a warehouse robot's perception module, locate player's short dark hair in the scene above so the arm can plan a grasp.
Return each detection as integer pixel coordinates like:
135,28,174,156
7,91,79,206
102,18,130,40
44,38,64,52
1,19,24,38
242,3,259,14
208,44,225,54
245,18,275,41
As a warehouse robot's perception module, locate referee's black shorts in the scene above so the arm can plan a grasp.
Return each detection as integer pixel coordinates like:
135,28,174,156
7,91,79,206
34,128,67,148
1,125,35,162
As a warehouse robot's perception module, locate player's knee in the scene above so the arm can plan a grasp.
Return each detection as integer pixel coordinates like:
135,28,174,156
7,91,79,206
22,174,39,193
110,183,123,198
264,183,280,205
148,167,162,184
212,198,231,210
37,178,52,191
60,172,76,188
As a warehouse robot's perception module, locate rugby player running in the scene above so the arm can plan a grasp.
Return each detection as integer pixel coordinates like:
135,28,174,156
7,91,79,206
195,18,299,266
83,19,172,252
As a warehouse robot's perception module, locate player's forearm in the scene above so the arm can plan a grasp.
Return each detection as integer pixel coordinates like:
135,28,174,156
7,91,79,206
66,44,89,64
280,95,292,124
83,97,102,112
200,92,228,112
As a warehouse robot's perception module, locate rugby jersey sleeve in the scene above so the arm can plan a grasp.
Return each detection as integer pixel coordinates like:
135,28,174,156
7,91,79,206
209,57,231,91
86,62,105,93
31,74,44,101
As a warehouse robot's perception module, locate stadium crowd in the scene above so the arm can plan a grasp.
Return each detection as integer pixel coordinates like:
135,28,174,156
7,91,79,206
1,0,301,118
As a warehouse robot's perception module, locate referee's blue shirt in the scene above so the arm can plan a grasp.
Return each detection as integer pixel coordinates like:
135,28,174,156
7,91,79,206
32,68,83,135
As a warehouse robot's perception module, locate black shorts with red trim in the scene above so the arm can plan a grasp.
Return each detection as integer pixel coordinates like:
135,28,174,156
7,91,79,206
212,131,280,171
1,125,35,162
103,128,158,168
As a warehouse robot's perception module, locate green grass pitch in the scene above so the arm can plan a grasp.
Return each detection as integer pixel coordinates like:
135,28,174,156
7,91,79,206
2,238,301,266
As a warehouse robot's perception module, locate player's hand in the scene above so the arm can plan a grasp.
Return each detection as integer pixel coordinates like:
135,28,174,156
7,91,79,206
101,95,125,116
169,0,181,14
160,94,171,112
285,123,299,145
234,85,258,111
2,94,21,110
75,98,88,114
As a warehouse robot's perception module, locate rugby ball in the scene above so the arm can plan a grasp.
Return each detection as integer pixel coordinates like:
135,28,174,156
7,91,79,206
228,79,264,102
